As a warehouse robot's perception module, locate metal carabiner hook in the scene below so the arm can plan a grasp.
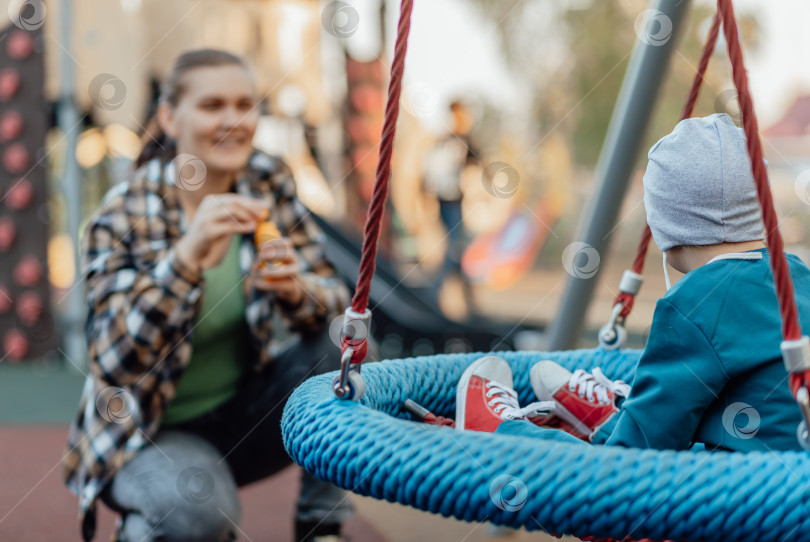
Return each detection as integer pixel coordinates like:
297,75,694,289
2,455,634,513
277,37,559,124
796,387,810,451
598,303,627,350
333,346,366,401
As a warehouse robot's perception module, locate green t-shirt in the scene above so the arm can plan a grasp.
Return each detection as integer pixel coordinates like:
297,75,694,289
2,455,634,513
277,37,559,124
162,237,249,426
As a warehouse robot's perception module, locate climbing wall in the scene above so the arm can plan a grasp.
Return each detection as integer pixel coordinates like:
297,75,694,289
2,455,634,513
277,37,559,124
344,55,385,222
0,19,56,362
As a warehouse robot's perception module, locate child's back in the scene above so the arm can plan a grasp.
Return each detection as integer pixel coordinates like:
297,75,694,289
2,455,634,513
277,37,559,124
608,248,809,451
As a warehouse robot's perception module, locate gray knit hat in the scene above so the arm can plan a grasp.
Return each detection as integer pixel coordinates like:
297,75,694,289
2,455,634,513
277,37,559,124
643,113,765,252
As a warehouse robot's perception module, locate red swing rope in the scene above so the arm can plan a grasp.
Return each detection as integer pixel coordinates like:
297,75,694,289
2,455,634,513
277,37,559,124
342,0,414,364
717,0,809,399
349,0,809,397
616,0,807,397
719,0,801,342
612,11,721,320
351,0,413,314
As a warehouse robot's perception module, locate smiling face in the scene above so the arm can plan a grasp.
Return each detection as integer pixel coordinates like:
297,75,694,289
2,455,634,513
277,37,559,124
159,64,259,178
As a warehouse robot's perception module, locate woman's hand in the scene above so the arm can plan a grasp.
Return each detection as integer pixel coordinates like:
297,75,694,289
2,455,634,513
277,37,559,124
175,194,268,272
250,237,304,307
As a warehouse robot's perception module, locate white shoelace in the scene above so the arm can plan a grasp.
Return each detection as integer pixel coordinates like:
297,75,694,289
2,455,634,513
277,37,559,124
568,368,630,405
485,380,556,420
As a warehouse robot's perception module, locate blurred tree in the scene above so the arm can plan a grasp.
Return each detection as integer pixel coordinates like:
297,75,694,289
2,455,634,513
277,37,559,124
468,0,760,167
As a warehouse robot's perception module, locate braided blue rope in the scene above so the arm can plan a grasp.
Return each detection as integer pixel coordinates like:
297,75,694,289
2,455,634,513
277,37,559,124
282,349,810,541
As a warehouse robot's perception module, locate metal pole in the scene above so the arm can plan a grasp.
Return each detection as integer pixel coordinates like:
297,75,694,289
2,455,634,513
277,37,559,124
57,0,87,369
546,0,692,351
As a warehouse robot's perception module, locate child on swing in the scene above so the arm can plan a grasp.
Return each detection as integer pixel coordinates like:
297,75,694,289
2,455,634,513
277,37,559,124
456,113,810,452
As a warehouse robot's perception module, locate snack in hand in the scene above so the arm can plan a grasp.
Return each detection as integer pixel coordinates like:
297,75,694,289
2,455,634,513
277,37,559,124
255,221,285,282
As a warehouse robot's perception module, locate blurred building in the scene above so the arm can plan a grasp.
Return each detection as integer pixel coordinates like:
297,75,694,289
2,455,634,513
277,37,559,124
763,95,810,165
37,0,333,127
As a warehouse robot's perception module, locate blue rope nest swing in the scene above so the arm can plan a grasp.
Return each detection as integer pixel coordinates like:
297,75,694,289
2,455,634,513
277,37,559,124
282,1,810,540
283,349,810,541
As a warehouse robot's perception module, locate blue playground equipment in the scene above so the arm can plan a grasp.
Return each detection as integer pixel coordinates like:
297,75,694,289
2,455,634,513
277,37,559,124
284,349,810,541
283,1,810,540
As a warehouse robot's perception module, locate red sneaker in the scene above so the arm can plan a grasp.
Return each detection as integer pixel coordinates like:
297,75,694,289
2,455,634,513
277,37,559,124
530,361,630,441
456,356,554,432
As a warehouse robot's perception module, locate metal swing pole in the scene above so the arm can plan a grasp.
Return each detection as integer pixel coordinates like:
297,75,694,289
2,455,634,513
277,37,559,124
546,0,692,351
57,0,87,369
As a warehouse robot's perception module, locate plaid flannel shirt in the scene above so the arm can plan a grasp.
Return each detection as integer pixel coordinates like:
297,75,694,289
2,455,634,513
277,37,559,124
62,151,350,541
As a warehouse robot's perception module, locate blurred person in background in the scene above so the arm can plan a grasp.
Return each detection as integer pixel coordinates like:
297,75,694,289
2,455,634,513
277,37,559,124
421,100,479,313
62,49,352,542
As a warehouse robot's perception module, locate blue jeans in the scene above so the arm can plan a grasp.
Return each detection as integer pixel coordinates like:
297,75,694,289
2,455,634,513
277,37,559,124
102,330,352,542
436,199,475,310
438,199,464,278
496,420,589,444
495,406,622,446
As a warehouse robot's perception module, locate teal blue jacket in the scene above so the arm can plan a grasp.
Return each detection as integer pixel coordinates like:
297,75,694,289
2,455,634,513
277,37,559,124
605,249,810,452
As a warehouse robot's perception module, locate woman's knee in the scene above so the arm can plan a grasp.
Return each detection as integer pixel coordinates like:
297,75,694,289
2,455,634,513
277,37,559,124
120,497,240,542
117,465,242,542
109,432,242,541
155,495,240,542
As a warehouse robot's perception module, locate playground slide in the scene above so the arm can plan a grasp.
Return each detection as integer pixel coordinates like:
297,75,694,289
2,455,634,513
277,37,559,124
310,213,542,359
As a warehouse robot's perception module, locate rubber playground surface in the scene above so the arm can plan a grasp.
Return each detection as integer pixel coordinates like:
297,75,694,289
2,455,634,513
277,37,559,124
0,365,569,542
0,427,382,541
0,427,575,542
